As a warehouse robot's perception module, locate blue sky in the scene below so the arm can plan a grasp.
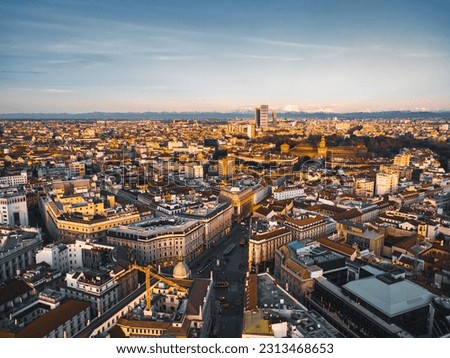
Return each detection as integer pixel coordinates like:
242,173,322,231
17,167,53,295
1,0,449,113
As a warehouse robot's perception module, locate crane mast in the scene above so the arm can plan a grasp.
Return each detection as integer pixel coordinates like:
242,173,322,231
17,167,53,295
114,263,189,316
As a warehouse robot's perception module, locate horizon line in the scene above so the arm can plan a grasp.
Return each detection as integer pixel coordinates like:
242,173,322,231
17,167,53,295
2,109,450,116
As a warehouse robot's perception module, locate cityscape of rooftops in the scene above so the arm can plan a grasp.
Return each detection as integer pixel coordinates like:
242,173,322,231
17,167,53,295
1,1,450,339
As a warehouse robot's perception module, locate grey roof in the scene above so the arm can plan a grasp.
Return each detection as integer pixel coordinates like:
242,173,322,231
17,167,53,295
107,216,200,239
0,236,18,252
360,265,383,276
343,276,435,317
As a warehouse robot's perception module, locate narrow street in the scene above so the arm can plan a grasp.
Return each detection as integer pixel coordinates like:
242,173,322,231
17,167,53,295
190,222,250,337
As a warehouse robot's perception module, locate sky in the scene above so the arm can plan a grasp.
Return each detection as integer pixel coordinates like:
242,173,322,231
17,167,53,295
1,0,450,114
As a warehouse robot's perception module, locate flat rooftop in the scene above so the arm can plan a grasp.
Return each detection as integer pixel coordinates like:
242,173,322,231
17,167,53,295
181,202,229,219
257,273,303,310
242,273,340,338
343,274,435,317
108,216,200,238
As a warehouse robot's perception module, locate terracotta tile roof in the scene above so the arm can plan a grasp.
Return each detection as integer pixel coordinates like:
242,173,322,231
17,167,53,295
317,237,357,256
115,317,195,337
431,242,450,253
0,328,16,338
186,279,211,316
285,215,325,227
332,208,361,221
165,317,191,337
0,278,33,305
278,244,291,257
17,300,90,337
254,206,273,216
285,258,310,279
117,318,171,329
246,274,258,310
250,228,290,242
108,325,127,338
391,236,418,253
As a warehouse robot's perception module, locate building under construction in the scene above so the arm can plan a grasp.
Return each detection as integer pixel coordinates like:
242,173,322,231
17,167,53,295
109,261,215,338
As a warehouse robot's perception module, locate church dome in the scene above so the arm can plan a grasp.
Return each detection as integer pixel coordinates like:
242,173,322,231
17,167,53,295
173,261,190,279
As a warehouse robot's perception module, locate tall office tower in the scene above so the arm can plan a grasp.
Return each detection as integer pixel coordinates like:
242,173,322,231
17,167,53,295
272,110,277,126
255,107,261,128
260,105,269,127
255,105,269,128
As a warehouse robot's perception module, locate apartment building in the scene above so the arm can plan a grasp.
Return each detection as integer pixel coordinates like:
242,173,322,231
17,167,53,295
61,268,120,316
0,227,42,283
0,172,27,188
219,186,253,222
0,189,28,227
283,214,336,242
107,217,204,266
248,227,292,273
179,202,232,248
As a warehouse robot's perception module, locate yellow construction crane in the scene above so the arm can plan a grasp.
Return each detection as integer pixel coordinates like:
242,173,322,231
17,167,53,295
114,263,189,314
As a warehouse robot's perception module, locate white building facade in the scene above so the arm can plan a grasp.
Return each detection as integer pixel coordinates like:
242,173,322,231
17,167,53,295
0,190,28,227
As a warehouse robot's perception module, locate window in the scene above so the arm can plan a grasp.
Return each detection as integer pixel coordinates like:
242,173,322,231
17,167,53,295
13,212,20,226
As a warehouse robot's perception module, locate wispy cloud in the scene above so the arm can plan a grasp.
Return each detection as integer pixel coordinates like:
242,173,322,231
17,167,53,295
405,51,443,59
234,54,304,62
43,41,122,56
147,55,197,61
359,44,446,59
8,87,75,94
0,70,43,74
41,88,75,94
1,1,449,112
249,37,350,52
43,54,113,66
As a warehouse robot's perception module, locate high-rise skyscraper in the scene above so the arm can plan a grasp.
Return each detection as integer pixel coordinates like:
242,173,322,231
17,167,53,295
255,107,261,128
260,105,269,127
255,105,269,128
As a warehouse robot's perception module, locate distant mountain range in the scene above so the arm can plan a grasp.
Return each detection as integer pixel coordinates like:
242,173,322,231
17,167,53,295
1,110,450,120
